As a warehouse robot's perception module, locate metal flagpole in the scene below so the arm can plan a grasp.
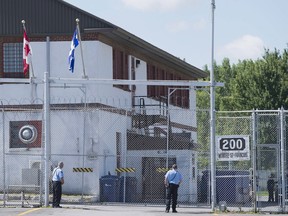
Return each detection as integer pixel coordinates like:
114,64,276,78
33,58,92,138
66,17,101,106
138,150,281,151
75,18,88,199
75,18,87,78
210,0,216,211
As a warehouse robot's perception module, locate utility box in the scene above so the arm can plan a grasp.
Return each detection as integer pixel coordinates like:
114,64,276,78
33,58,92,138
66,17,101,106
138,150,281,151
22,168,40,185
200,170,250,204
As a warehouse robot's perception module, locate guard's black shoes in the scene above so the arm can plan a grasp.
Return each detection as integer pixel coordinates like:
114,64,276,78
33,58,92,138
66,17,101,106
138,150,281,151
165,210,169,213
172,210,178,213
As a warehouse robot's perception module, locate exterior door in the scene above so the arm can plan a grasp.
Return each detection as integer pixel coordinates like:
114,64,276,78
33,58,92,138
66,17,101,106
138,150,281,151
142,157,176,202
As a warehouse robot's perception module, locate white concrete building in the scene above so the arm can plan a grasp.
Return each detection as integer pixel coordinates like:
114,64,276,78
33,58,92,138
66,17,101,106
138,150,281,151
0,0,207,204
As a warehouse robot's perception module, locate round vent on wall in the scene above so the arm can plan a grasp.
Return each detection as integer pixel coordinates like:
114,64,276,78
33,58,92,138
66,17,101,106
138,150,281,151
18,125,38,144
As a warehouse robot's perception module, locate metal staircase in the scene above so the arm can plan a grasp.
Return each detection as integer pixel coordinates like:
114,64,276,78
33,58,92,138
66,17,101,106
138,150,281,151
132,96,168,136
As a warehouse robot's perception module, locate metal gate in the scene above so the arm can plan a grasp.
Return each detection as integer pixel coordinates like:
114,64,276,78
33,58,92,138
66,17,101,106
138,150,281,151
214,110,288,213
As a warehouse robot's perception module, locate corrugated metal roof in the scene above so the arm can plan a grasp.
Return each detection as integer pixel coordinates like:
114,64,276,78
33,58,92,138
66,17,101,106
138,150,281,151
0,0,114,35
0,0,208,78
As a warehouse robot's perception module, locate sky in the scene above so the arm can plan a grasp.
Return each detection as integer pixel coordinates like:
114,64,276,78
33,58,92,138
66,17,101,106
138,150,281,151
64,0,288,70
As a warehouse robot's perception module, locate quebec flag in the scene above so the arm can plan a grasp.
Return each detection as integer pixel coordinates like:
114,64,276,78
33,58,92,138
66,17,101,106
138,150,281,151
68,28,79,73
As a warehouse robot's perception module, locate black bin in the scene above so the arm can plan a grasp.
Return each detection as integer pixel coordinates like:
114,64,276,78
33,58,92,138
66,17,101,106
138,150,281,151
120,176,137,202
99,175,121,202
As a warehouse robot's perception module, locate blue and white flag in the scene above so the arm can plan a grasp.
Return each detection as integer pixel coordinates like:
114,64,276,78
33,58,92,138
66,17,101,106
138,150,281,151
68,28,79,73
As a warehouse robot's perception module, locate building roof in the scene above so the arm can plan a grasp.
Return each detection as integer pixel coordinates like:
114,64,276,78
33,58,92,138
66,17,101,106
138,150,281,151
0,0,208,79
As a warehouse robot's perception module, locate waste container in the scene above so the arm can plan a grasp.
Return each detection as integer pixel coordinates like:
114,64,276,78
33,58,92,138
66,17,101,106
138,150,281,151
120,176,137,202
99,175,121,202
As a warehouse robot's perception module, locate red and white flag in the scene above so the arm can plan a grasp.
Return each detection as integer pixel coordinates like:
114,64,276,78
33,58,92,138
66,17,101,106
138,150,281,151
23,30,32,75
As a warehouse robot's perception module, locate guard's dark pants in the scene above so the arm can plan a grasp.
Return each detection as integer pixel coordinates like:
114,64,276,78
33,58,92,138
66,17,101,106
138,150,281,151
52,181,62,207
268,189,274,202
166,183,179,211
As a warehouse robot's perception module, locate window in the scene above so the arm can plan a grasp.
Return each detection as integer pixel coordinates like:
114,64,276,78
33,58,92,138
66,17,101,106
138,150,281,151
3,43,26,78
113,48,129,90
147,64,189,108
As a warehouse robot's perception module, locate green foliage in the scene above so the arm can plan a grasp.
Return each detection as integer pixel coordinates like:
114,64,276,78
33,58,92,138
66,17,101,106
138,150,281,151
197,48,288,111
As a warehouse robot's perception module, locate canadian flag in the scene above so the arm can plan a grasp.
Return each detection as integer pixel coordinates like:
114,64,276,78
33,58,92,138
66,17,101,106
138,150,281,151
23,30,32,75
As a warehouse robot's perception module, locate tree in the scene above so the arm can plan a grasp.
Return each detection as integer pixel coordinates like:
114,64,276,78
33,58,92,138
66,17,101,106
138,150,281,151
231,49,288,110
198,48,288,111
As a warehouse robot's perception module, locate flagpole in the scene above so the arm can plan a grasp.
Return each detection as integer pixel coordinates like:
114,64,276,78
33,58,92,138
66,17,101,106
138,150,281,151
21,19,26,31
75,18,87,78
30,59,35,79
21,20,35,78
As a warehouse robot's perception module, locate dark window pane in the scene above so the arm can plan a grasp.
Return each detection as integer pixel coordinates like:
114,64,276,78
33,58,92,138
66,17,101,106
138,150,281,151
3,43,22,73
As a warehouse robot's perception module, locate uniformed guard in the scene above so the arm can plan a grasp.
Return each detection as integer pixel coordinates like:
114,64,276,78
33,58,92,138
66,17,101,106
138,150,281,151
52,161,64,208
164,164,183,213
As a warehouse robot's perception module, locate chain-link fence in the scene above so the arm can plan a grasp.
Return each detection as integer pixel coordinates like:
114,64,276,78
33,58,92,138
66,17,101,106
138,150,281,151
0,99,288,213
1,109,43,207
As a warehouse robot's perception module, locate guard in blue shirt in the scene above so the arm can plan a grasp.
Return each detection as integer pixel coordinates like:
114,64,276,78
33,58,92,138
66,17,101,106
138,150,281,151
52,161,64,208
164,164,182,213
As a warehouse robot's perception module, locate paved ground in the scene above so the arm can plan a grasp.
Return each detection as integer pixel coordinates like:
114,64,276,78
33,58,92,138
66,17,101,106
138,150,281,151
1,205,211,216
0,204,286,216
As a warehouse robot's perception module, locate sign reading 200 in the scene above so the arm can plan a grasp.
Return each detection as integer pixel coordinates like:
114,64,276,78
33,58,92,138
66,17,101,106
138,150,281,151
219,137,246,151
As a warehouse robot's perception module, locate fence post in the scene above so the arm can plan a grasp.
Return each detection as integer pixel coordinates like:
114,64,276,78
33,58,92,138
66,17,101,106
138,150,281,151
280,107,286,212
251,110,257,212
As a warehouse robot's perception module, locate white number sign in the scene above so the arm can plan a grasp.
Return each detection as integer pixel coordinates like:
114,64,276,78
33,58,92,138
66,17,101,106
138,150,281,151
216,135,250,161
